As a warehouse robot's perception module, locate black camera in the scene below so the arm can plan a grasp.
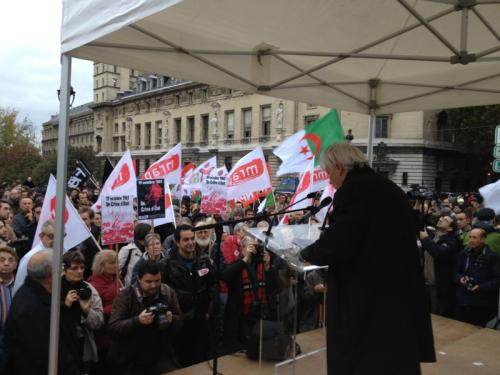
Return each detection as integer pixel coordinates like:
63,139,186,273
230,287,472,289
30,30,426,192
75,282,92,300
146,302,170,325
464,276,476,292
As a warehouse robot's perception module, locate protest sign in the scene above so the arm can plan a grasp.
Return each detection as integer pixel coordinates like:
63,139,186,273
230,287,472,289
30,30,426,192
137,179,166,220
101,194,135,245
201,174,227,214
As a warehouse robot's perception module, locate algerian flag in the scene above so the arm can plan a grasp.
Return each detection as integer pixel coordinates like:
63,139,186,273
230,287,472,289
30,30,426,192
257,191,276,213
274,109,344,176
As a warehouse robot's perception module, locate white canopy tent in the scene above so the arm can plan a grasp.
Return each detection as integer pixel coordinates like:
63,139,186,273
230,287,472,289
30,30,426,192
49,0,500,373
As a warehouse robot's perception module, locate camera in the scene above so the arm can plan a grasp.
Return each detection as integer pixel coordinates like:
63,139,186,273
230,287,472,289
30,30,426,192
464,276,476,292
146,302,170,325
75,282,92,300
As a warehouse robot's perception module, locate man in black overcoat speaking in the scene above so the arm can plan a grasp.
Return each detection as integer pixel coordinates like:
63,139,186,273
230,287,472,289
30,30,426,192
300,143,435,375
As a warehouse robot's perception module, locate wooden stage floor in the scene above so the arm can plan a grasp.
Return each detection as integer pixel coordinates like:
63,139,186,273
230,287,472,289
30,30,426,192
170,315,500,374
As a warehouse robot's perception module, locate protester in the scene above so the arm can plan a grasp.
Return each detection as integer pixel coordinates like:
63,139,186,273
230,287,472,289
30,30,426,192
131,233,166,284
473,207,500,255
300,143,435,374
163,224,216,367
76,206,101,279
119,223,152,287
5,249,81,375
108,260,182,375
12,197,37,247
87,250,122,374
0,246,17,329
454,228,500,326
420,215,461,318
456,211,472,248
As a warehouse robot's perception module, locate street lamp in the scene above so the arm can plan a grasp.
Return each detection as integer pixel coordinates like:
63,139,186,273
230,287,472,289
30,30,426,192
57,86,76,107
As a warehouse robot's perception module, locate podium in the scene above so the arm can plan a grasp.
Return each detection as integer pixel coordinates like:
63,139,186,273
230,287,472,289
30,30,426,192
245,224,328,374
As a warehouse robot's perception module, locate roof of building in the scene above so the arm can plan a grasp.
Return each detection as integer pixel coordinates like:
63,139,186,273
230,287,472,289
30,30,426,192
44,102,94,125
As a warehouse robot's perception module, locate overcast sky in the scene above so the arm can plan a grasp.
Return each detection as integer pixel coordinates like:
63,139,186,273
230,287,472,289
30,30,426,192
0,0,93,135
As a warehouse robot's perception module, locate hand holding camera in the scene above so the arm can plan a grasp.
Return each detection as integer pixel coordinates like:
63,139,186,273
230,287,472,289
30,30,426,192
138,309,155,325
64,290,79,308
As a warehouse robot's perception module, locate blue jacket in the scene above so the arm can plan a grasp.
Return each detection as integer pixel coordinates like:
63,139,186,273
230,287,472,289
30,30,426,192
454,245,500,307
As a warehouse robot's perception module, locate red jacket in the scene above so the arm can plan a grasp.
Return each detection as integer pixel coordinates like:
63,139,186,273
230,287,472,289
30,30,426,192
88,274,121,350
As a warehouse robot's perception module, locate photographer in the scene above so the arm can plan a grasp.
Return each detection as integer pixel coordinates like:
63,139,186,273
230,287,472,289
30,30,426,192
419,215,461,318
108,260,182,375
454,228,500,326
61,251,104,372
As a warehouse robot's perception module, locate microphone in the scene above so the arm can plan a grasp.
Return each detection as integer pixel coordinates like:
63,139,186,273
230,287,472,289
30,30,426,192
302,196,333,221
320,198,334,231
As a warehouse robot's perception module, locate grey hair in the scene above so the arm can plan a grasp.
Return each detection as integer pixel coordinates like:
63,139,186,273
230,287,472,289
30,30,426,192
41,220,55,234
233,222,248,234
27,249,53,280
144,232,161,247
320,143,368,173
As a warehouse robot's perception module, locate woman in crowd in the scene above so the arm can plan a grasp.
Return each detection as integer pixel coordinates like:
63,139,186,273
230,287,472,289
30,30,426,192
118,223,152,287
88,250,122,375
131,233,166,284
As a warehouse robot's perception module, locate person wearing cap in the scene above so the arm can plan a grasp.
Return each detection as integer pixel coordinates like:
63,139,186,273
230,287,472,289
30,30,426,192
473,207,500,256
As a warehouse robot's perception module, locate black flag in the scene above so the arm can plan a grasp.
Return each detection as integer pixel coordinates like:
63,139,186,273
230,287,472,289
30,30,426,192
102,157,114,186
67,160,93,189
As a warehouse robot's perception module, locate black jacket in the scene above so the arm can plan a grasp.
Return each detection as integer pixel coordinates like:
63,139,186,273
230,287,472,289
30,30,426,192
12,212,37,245
301,166,435,374
162,249,216,320
421,232,461,301
454,245,500,307
4,277,80,375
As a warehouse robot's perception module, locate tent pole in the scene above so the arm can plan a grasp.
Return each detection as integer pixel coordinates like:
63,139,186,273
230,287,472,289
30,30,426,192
48,53,72,375
367,110,376,167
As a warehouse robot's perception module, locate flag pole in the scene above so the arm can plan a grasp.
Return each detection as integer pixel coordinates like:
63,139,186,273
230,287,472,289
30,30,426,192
49,53,71,375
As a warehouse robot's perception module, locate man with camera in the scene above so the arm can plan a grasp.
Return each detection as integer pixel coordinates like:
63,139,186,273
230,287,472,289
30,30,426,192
108,260,182,375
454,228,500,326
163,224,216,367
420,215,461,318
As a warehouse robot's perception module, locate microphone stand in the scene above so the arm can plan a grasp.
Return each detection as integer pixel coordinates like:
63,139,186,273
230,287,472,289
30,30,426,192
192,205,319,375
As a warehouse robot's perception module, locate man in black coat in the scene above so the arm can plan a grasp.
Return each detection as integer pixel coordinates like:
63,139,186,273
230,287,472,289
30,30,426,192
5,249,80,375
300,143,435,375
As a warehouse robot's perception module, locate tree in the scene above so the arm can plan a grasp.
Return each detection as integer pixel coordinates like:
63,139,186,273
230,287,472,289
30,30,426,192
32,146,101,186
0,107,42,184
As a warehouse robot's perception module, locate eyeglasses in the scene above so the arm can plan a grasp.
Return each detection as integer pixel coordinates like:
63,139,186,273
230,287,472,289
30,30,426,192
43,233,54,239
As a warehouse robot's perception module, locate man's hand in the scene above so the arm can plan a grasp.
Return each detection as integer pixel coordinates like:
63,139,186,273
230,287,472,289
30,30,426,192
64,290,79,308
314,283,326,293
419,231,429,240
471,285,480,293
26,211,34,222
138,309,154,325
242,244,256,263
79,297,92,315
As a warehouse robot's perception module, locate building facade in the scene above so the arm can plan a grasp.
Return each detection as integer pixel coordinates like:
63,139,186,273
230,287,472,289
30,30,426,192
42,67,484,192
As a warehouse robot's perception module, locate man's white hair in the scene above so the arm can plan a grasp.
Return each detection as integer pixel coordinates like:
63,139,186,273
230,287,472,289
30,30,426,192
320,143,368,173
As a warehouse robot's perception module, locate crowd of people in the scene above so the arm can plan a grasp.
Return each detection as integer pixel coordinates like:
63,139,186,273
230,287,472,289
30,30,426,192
0,177,498,374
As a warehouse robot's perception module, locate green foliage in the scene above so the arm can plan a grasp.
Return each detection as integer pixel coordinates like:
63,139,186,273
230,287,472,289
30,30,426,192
0,107,41,183
32,146,101,186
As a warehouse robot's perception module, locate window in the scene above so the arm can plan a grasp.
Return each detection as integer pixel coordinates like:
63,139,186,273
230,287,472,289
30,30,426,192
114,123,119,133
95,80,98,88
145,159,150,171
201,115,209,141
174,118,181,143
122,122,126,132
202,89,208,101
187,117,195,142
95,93,98,102
113,137,119,152
135,124,141,146
102,78,104,87
261,105,271,136
224,156,232,171
121,136,126,151
135,159,141,177
375,116,389,138
304,115,319,127
131,69,135,76
402,172,408,186
242,108,252,138
155,121,162,144
188,92,193,104
113,65,117,73
145,122,151,146
175,94,180,106
225,111,235,139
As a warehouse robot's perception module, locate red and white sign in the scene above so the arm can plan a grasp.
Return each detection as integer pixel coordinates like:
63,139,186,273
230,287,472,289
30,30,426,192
201,175,227,214
33,175,91,250
184,156,217,192
93,150,137,211
280,159,314,225
316,184,336,224
227,147,271,201
101,194,135,245
143,143,182,185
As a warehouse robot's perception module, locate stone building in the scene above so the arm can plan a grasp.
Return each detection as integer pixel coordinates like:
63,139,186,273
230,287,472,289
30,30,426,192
42,65,484,192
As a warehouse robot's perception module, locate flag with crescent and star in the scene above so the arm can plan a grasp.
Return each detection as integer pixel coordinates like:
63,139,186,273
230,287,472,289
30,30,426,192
274,109,344,176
